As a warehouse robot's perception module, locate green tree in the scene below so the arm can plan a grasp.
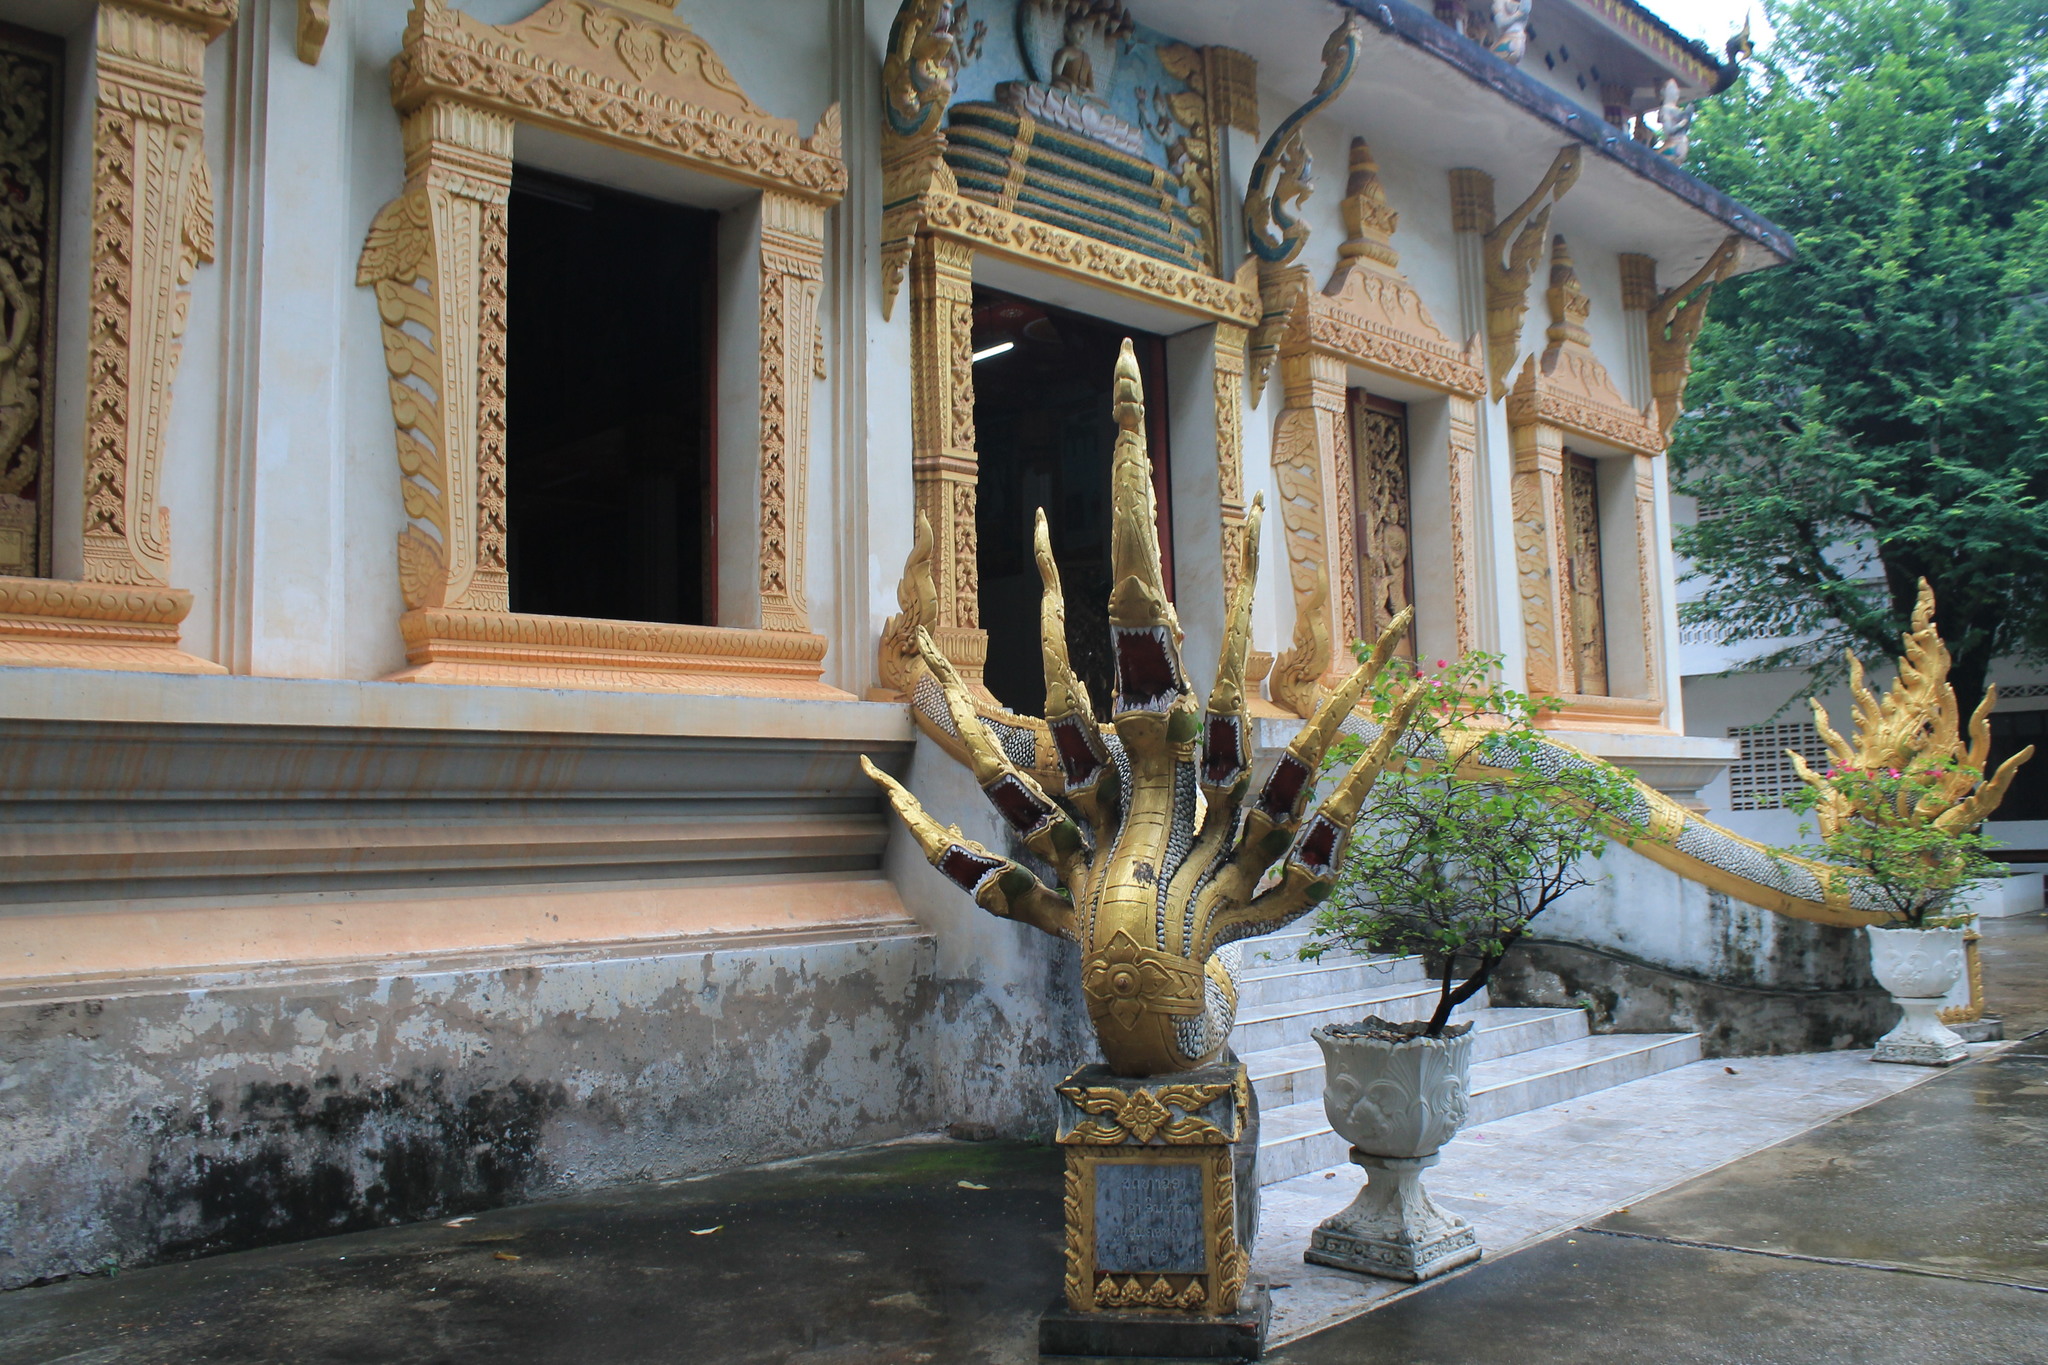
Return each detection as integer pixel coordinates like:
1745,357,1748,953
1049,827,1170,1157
1672,0,2048,714
1304,654,1642,1037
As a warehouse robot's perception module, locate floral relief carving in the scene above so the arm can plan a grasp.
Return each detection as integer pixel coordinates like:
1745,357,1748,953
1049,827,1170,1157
1565,456,1607,695
0,0,233,675
0,33,60,579
1270,401,1333,719
1353,403,1413,658
83,4,225,589
917,192,1258,325
1632,455,1660,699
759,190,825,633
1512,456,1561,696
1328,390,1361,655
1213,323,1248,600
391,0,844,200
1445,398,1480,654
906,232,982,655
358,102,514,612
952,479,979,629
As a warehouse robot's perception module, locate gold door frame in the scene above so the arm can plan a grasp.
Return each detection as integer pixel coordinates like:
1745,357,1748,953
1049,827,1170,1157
876,2,1259,691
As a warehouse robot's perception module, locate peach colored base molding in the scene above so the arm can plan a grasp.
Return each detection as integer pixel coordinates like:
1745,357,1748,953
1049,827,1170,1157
1535,693,1669,734
390,606,852,699
0,574,224,674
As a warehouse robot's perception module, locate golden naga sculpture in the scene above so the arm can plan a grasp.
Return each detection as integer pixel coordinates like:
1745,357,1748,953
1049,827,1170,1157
1788,580,2033,840
863,342,1426,1077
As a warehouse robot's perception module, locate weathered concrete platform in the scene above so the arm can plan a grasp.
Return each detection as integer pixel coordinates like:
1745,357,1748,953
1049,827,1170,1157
4,914,2042,1364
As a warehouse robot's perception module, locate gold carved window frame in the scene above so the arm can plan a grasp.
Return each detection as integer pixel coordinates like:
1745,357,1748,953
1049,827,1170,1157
1506,235,1669,732
0,0,236,677
357,0,847,697
1264,140,1486,719
874,9,1260,695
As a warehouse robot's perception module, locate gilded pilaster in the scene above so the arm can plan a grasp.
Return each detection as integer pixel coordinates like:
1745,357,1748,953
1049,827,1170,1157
1445,395,1482,655
1511,423,1570,696
1270,351,1356,717
359,100,516,613
1632,452,1662,701
1213,322,1248,599
759,189,827,633
907,231,987,680
84,0,237,588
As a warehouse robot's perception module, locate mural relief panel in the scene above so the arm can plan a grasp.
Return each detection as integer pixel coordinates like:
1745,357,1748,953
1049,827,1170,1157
1352,395,1414,661
0,25,60,580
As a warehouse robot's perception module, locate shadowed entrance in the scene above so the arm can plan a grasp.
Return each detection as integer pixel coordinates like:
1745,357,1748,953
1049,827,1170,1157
970,287,1171,717
505,171,717,625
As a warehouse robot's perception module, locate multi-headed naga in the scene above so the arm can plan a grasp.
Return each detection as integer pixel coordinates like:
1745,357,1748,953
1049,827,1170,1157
863,342,1425,1077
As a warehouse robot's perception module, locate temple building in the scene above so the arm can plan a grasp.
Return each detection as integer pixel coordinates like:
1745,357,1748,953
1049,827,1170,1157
0,0,1790,1286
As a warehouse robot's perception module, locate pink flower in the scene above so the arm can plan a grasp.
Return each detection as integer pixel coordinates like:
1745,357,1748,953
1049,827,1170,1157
1826,769,1837,778
1436,660,1447,669
1888,768,1900,779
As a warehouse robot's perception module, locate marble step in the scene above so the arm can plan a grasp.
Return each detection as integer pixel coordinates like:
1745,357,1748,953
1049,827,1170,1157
1236,926,1348,964
1253,1029,1703,1186
1229,980,1492,1056
1463,1030,1703,1126
1244,1007,1590,1110
1234,954,1428,1009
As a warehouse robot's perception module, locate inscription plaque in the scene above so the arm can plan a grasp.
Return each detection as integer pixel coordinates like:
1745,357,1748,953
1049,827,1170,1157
1094,1161,1206,1274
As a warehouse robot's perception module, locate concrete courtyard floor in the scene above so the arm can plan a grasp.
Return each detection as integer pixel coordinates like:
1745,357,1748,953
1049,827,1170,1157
4,914,2044,1364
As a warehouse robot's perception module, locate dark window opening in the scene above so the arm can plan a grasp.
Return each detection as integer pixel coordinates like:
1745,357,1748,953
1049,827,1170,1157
971,287,1171,718
1988,709,2048,824
506,170,716,624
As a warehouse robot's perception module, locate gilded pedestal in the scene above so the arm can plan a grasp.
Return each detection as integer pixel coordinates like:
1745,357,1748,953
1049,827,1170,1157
1039,1062,1269,1360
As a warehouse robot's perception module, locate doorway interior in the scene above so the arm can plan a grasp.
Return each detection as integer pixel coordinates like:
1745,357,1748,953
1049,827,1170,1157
971,287,1172,717
504,169,718,625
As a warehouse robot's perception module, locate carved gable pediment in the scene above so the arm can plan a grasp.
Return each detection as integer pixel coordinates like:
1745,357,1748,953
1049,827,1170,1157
1278,141,1483,398
392,0,845,202
1507,236,1661,454
1298,260,1483,398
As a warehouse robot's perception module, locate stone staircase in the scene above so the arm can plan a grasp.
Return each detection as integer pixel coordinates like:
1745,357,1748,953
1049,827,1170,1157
1235,926,1702,1185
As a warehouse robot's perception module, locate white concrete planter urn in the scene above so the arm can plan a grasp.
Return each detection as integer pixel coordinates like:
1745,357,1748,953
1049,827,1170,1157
1866,924,1969,1066
1303,1020,1483,1282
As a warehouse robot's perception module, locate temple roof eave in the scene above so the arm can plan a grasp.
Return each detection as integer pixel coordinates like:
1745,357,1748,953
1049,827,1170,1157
1125,0,1793,285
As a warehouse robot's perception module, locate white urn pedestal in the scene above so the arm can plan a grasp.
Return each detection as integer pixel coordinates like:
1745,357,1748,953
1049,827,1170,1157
1303,1022,1482,1282
1866,924,1970,1066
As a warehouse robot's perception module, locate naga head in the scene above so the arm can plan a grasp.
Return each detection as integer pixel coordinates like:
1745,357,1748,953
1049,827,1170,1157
864,340,1425,1076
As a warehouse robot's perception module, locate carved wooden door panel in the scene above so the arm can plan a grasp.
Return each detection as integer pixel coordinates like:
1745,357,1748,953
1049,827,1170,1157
1565,452,1608,695
1350,391,1414,660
